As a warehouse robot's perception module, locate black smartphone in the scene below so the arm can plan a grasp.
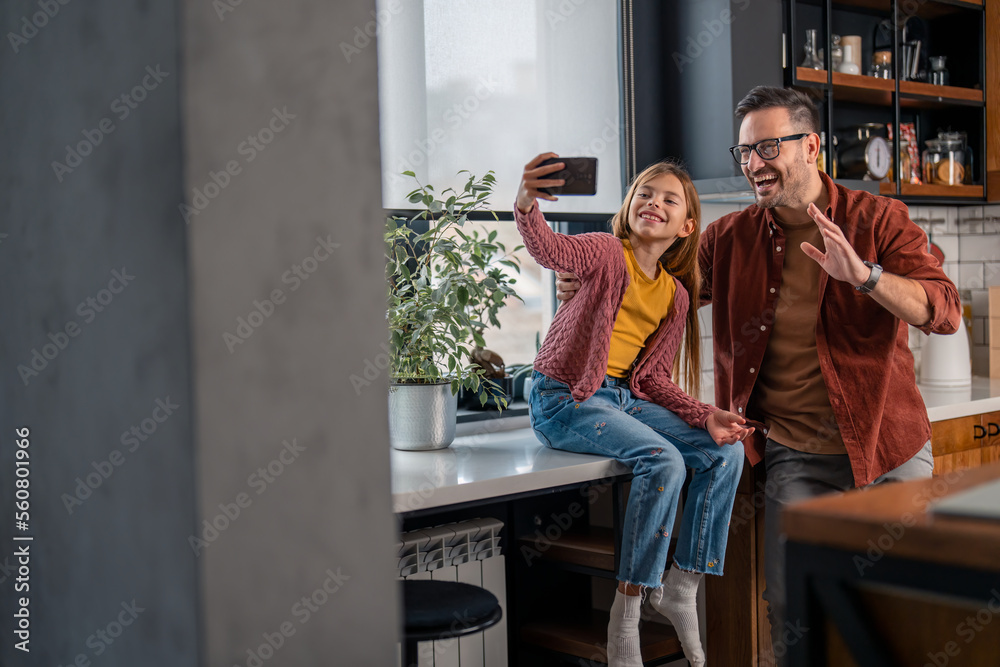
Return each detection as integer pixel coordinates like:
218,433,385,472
743,418,768,434
537,157,598,196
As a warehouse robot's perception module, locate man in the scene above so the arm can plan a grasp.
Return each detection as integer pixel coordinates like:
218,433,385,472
556,86,960,658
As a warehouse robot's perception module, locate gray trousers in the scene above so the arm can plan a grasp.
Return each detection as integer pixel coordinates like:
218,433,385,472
762,438,933,664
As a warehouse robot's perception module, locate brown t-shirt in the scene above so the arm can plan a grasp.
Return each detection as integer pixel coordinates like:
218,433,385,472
753,218,847,455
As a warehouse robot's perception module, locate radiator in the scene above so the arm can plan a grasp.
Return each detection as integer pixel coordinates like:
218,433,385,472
396,518,507,667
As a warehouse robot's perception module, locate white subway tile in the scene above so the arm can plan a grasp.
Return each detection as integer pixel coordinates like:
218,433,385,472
973,318,987,346
932,234,959,262
959,234,1000,262
907,205,932,221
959,263,984,289
698,304,713,332
972,345,990,377
700,203,744,223
970,288,988,317
984,263,1000,288
942,261,960,284
958,205,985,222
982,204,1000,219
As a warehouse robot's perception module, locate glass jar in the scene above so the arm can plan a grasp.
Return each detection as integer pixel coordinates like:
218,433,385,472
829,35,844,71
870,50,892,79
922,137,965,186
802,29,823,69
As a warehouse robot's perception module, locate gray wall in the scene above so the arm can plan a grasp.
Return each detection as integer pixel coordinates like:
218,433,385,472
181,0,398,665
0,1,198,666
2,0,396,664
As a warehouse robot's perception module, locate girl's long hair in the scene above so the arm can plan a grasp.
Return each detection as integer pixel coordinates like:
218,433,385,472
609,161,702,398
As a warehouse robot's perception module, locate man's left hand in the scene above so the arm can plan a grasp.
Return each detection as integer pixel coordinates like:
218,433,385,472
801,202,870,287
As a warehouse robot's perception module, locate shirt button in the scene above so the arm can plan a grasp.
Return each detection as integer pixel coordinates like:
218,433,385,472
750,368,755,373
738,407,743,413
760,325,766,331
770,288,776,293
776,246,782,252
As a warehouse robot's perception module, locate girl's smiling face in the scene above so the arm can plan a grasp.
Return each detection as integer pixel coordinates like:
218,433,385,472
627,172,695,247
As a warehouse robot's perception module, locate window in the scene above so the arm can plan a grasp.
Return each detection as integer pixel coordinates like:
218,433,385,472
377,0,625,215
377,0,626,366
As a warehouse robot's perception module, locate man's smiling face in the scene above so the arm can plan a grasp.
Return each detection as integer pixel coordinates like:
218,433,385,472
738,107,815,210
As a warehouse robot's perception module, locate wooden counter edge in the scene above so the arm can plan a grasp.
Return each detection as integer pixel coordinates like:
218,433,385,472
781,461,1000,573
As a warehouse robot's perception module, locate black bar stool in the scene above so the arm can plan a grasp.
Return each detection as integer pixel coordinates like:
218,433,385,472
401,579,502,667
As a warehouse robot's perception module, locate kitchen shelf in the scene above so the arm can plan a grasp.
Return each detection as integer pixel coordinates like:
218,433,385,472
796,68,984,108
822,0,982,17
521,610,683,664
796,68,895,105
517,526,616,572
899,80,985,107
878,182,985,198
517,526,677,574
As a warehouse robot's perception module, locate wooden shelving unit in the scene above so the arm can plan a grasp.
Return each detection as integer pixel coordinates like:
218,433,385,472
517,526,617,572
789,0,989,203
520,610,682,664
879,182,985,198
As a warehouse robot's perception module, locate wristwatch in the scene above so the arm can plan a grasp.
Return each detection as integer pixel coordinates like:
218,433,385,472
855,260,882,294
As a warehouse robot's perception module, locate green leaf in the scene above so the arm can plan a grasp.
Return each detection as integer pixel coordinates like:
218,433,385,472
457,286,469,306
403,170,416,178
488,230,497,242
408,191,423,204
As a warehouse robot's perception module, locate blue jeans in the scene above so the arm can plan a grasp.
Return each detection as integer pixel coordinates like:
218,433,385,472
528,371,744,587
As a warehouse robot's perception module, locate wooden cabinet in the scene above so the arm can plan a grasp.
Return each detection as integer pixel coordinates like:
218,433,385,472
931,409,1000,473
785,0,993,203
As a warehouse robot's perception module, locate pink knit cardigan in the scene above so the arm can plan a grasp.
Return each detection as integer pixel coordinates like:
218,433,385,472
515,202,716,428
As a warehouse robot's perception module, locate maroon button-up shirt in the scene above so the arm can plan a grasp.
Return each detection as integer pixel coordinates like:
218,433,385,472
699,172,961,486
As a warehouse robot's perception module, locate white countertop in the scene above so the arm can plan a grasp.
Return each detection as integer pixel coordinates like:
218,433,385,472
391,376,1000,514
919,376,1000,422
391,426,627,514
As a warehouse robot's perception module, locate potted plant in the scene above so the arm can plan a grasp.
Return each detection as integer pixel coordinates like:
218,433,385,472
385,170,522,450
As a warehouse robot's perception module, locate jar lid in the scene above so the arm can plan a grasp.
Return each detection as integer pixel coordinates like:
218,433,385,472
873,50,891,65
925,139,942,150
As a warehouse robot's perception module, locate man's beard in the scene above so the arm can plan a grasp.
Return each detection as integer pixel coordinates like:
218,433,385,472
753,161,810,210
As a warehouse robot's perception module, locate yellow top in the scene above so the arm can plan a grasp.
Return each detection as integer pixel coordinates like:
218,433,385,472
606,238,676,378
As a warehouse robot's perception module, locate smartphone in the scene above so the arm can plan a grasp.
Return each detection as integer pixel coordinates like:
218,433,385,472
538,157,598,196
743,418,768,434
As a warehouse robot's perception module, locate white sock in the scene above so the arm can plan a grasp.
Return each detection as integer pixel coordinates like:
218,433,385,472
650,566,706,667
607,589,643,667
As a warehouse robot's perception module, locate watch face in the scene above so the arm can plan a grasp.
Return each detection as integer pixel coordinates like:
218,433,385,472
865,137,891,179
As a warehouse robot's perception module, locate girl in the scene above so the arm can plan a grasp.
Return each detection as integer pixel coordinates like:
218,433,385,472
515,153,751,667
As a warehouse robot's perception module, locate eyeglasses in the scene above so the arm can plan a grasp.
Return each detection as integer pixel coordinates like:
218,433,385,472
729,133,810,165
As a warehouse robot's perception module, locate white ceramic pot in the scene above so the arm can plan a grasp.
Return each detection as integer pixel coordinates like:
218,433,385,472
920,327,972,388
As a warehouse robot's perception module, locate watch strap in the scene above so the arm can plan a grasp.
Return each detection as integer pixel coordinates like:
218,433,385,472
855,261,882,294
